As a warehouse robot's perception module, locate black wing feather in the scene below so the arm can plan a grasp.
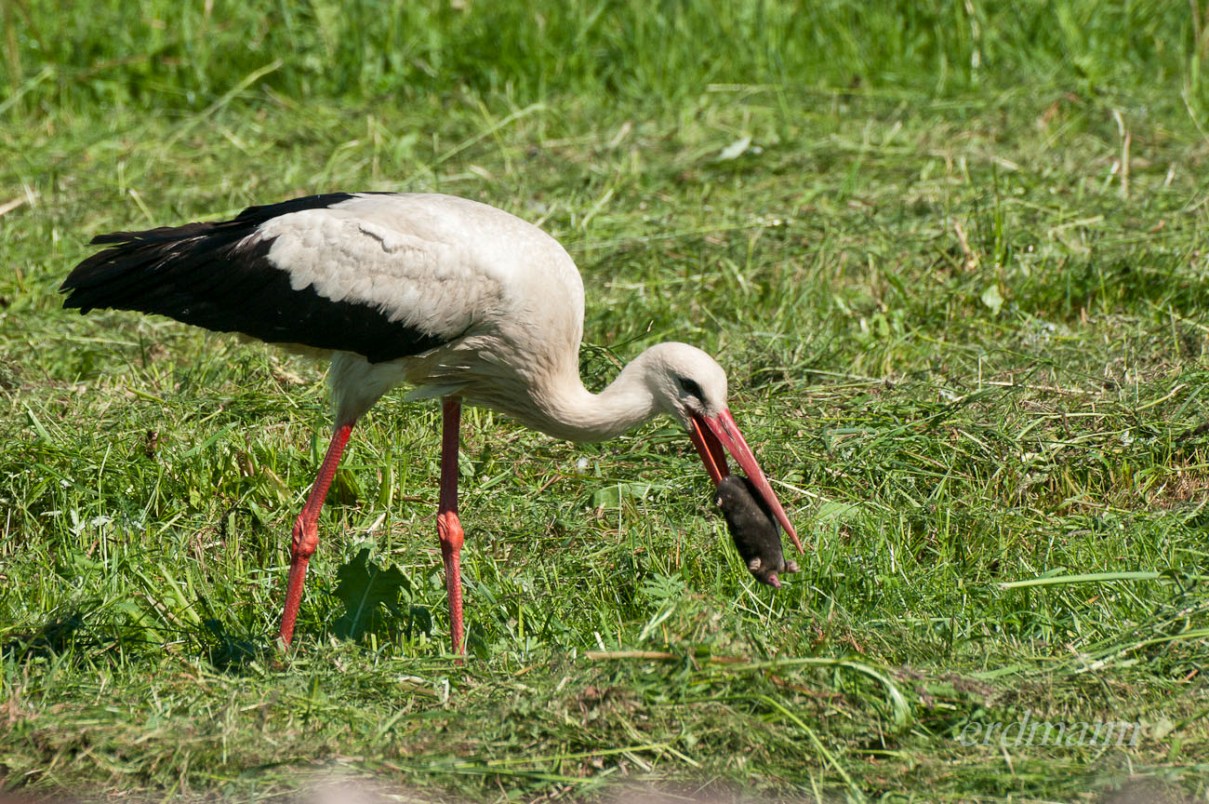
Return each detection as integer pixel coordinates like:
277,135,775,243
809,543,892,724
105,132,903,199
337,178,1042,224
61,193,450,363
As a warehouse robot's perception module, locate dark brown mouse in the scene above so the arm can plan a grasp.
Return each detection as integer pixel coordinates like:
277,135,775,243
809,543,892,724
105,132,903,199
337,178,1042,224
714,474,799,588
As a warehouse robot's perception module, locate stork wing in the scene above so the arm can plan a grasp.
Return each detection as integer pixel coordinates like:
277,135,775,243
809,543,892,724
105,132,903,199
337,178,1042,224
61,193,500,363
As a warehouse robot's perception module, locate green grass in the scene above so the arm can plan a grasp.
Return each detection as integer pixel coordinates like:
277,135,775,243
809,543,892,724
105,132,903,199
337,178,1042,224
3,1,1209,800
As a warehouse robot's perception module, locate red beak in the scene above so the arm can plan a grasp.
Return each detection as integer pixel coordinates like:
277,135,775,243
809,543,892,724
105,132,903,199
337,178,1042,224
688,409,803,553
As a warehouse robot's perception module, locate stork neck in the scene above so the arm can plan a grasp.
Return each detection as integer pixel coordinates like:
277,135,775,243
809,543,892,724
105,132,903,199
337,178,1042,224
533,354,660,443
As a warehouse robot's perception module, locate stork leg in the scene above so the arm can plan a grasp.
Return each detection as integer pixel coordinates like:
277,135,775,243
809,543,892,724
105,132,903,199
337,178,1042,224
438,396,466,655
278,421,355,649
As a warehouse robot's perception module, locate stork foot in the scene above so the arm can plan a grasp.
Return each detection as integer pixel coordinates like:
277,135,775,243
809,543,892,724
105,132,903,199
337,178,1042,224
438,510,465,656
278,518,319,648
277,421,355,650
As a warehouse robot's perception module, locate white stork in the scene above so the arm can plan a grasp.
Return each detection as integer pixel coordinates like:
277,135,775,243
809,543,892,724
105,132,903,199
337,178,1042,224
60,192,801,655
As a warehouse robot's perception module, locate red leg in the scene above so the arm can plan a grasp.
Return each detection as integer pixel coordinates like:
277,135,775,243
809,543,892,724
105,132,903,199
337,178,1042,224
438,396,466,656
278,421,355,649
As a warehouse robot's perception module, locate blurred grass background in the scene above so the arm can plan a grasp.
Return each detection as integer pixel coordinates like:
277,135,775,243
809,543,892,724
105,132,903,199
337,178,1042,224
5,1,1204,109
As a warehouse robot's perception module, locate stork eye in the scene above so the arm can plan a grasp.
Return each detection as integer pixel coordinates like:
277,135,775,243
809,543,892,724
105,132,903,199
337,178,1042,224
676,376,704,400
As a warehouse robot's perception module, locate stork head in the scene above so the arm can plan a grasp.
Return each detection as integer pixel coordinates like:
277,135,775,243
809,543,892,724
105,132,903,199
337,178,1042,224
644,343,802,553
